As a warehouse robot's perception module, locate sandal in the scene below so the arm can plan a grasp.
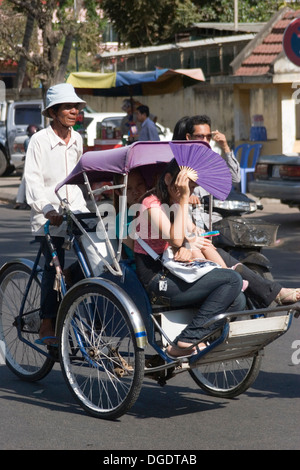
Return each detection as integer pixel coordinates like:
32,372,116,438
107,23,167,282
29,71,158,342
35,336,58,347
166,342,207,360
275,288,300,305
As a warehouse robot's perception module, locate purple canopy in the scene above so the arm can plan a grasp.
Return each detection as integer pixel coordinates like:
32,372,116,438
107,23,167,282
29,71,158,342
56,141,204,191
55,140,231,199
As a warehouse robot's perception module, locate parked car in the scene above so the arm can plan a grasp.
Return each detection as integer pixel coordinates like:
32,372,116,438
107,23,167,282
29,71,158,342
248,154,300,209
83,108,125,147
83,107,173,147
0,99,44,175
155,121,173,141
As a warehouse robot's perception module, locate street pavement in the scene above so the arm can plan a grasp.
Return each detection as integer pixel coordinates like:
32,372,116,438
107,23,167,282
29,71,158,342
0,172,23,205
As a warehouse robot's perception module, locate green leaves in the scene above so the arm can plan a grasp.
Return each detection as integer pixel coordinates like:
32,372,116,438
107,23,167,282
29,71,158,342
193,0,300,23
101,0,201,47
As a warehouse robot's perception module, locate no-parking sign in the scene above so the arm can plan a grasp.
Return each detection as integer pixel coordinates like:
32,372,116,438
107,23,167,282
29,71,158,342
283,17,300,66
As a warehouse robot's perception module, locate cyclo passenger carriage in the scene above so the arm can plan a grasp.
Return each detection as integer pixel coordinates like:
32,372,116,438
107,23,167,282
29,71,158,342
0,141,299,420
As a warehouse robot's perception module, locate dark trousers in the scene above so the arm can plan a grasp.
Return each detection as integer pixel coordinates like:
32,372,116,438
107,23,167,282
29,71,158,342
36,236,65,320
146,268,245,343
217,248,281,308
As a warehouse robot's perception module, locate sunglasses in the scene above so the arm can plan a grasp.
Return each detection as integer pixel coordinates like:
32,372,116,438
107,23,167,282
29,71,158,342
190,133,212,142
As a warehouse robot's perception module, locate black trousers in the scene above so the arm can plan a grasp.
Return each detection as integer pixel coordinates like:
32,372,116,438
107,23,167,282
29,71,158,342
217,248,281,308
36,236,65,320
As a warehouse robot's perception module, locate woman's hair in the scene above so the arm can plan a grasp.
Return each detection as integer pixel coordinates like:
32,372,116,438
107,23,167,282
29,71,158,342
156,158,180,204
172,116,189,140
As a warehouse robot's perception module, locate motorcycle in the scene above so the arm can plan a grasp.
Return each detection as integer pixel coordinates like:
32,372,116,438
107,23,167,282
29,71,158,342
199,190,279,281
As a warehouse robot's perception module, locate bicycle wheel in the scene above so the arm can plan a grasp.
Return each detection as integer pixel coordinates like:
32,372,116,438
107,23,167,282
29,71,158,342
189,353,262,398
0,263,55,381
57,282,145,420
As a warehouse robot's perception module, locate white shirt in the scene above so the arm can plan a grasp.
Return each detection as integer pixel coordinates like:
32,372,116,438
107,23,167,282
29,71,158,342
24,125,88,236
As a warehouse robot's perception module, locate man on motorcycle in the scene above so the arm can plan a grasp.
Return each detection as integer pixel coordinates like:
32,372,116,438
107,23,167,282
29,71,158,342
172,115,300,308
185,114,240,190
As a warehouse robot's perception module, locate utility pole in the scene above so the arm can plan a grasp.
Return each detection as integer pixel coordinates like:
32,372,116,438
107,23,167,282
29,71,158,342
234,0,238,31
74,0,79,71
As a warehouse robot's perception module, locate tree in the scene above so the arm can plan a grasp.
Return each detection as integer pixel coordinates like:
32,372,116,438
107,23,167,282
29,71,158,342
16,13,35,91
102,0,300,48
0,0,106,96
192,0,300,23
101,0,201,47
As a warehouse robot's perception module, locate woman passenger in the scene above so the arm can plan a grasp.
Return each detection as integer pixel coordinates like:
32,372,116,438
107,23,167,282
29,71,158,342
133,158,246,359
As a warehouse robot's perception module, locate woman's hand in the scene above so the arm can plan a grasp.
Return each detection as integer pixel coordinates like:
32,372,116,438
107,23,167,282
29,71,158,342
189,194,200,206
45,210,64,226
173,246,193,262
186,233,213,251
170,169,191,202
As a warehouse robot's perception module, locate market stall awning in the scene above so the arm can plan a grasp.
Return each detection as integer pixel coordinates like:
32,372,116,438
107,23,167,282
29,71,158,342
66,68,205,96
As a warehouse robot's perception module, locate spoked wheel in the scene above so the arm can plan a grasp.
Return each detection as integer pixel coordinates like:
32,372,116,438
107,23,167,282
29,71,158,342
189,353,262,398
57,282,145,420
0,263,55,381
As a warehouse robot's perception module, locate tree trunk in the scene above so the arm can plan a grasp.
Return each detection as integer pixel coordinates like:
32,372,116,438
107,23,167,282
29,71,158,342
55,33,74,84
16,14,35,91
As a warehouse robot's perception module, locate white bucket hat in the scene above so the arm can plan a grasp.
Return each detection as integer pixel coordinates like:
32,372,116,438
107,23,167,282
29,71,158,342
42,83,86,118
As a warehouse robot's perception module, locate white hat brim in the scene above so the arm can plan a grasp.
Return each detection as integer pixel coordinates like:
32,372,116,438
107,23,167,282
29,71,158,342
42,99,86,118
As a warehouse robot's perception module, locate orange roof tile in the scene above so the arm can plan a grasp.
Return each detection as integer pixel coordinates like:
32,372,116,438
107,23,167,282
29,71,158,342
234,9,300,76
234,65,271,76
253,43,283,54
263,34,283,44
243,53,278,65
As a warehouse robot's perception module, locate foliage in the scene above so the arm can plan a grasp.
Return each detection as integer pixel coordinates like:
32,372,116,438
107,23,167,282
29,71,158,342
101,0,201,47
0,0,106,92
102,0,300,48
193,0,300,23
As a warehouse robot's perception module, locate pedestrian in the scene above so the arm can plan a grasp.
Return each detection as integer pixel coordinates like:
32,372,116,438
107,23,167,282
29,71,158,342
120,98,139,143
24,83,88,346
14,124,40,210
136,105,160,141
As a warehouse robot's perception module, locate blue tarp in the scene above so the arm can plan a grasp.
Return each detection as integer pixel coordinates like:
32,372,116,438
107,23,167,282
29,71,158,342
67,69,205,96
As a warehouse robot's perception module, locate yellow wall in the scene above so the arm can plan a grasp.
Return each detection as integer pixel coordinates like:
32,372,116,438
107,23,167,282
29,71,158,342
81,80,298,156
